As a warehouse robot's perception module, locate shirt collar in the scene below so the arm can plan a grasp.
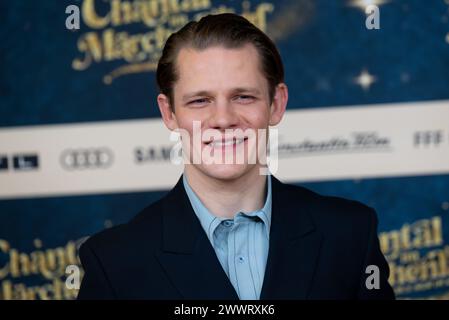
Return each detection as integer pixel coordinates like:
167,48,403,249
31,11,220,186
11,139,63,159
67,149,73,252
182,174,272,244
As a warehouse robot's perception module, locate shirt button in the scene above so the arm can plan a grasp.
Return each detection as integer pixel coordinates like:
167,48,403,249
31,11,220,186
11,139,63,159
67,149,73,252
223,220,233,227
238,256,245,263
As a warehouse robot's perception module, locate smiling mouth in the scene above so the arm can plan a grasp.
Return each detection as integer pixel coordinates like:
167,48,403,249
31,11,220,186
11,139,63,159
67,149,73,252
205,137,248,148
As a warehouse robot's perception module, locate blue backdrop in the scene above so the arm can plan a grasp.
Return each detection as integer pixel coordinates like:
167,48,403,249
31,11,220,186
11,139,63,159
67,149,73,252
1,0,449,299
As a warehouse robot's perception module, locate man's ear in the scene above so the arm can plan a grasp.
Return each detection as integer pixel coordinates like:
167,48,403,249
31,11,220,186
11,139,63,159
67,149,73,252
157,93,178,130
269,83,288,126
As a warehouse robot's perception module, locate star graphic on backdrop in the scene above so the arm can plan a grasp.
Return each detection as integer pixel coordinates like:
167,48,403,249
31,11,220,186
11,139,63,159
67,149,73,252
353,69,377,91
347,0,389,11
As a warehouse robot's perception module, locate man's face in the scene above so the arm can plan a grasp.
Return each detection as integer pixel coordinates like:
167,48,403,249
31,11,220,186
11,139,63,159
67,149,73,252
158,44,287,181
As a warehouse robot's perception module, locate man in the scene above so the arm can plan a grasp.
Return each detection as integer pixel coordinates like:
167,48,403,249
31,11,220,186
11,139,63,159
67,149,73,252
77,13,395,300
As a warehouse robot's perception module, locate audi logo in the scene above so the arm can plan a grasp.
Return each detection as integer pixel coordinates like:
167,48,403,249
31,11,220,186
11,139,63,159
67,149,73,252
60,148,114,170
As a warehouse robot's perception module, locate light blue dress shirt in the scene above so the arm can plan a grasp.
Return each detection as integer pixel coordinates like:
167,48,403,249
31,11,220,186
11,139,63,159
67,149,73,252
183,174,272,300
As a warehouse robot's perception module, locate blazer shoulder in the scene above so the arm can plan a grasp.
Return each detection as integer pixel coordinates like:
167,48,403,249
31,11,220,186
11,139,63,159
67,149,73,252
280,182,381,271
281,181,377,231
80,195,167,257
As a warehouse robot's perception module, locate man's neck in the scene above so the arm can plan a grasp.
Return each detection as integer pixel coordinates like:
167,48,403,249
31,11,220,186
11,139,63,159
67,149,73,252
184,165,267,219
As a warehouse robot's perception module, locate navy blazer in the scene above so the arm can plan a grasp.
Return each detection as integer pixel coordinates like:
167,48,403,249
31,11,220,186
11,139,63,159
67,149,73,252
77,175,395,300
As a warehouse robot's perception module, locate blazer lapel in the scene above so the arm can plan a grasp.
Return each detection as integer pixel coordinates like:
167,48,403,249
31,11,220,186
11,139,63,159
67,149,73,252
260,176,323,300
156,175,239,300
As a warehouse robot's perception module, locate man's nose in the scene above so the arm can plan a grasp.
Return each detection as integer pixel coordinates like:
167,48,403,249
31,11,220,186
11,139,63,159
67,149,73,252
208,99,239,130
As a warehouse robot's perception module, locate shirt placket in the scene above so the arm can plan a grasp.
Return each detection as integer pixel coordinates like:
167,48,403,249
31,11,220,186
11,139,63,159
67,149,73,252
231,216,258,300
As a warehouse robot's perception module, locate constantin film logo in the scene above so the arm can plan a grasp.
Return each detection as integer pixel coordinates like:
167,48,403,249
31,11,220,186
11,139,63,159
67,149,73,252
69,0,274,84
277,131,392,157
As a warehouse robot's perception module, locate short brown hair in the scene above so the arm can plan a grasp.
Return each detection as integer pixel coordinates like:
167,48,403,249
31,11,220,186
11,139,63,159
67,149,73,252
156,13,284,110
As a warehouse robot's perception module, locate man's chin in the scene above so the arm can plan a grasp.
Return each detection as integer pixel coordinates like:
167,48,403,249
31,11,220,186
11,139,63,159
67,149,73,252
198,164,256,182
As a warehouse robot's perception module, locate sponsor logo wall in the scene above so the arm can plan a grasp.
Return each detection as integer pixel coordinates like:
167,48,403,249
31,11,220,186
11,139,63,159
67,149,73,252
1,0,449,299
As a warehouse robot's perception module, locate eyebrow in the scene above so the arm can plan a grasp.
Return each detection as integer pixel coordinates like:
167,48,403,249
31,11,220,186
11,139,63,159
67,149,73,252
233,87,262,95
182,87,262,102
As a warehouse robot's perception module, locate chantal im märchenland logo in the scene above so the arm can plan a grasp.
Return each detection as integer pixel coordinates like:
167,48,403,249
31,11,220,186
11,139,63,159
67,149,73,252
71,0,275,84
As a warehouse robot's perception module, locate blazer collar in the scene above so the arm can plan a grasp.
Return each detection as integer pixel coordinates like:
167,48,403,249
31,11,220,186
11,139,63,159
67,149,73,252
157,175,238,299
260,176,322,299
156,174,322,300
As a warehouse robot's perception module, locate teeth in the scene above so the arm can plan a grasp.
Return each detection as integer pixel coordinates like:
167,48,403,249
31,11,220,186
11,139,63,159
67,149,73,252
209,138,245,147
